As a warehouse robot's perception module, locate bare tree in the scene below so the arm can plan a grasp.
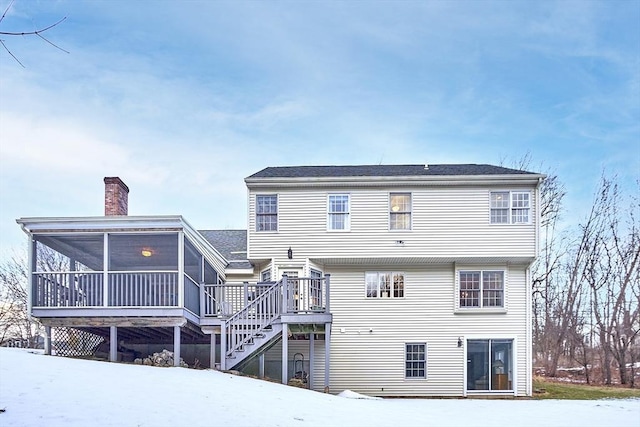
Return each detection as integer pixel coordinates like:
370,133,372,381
0,250,41,347
0,244,69,348
0,0,67,67
584,176,639,386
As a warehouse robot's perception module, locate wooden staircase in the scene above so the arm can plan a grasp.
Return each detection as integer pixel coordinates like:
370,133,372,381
221,280,284,370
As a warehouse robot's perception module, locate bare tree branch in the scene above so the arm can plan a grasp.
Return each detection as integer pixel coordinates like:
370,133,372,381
0,1,67,66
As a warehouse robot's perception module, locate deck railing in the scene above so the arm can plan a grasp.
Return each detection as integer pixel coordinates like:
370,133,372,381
284,276,329,314
33,272,104,307
203,283,274,316
108,272,178,306
33,271,179,308
33,271,331,318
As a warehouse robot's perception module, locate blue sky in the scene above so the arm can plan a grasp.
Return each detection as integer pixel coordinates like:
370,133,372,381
0,0,638,257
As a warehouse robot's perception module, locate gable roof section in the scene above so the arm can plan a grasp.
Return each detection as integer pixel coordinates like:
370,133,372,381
199,229,252,270
247,164,537,179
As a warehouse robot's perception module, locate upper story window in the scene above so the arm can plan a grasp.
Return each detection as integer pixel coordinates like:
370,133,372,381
390,193,411,230
490,191,530,224
366,272,404,298
328,194,350,231
256,195,278,232
459,270,504,308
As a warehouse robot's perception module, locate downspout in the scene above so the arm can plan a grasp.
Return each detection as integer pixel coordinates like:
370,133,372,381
525,265,533,397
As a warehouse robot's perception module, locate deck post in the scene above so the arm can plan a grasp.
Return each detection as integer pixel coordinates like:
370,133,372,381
324,274,330,313
309,332,315,390
199,255,205,317
103,233,109,307
210,333,216,369
282,324,288,384
324,322,330,393
109,326,117,362
220,325,227,370
259,353,265,378
27,237,35,316
243,281,249,307
173,325,181,367
281,275,288,314
178,232,184,308
44,326,51,355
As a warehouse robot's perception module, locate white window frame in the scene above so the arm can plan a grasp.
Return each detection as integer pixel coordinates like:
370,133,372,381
327,194,350,231
365,271,404,298
458,270,505,309
256,194,278,232
260,268,272,283
490,191,531,224
389,192,412,231
405,343,427,379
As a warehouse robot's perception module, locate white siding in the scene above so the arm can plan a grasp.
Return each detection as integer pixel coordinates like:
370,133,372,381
248,186,537,261
327,264,529,397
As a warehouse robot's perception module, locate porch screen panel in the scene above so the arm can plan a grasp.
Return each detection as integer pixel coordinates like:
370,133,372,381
33,235,105,307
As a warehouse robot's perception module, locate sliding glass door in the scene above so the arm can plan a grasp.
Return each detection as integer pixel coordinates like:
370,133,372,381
467,339,513,391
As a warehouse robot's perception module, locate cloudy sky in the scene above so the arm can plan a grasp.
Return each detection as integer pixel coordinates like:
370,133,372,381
0,0,638,257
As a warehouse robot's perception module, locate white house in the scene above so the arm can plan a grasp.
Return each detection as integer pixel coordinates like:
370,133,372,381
17,164,544,397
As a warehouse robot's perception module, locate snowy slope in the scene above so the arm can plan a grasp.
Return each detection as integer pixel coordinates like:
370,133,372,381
0,348,637,427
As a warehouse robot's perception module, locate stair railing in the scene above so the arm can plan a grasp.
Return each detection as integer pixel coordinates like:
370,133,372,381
223,279,283,359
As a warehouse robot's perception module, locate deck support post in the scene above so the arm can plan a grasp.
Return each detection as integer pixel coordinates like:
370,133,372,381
173,325,181,367
324,322,330,393
109,326,117,362
210,333,216,369
309,332,315,390
44,326,51,355
282,324,288,384
220,326,226,371
259,353,265,378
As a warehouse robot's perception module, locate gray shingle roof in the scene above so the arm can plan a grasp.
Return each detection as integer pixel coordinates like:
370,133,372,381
199,229,252,270
247,164,537,179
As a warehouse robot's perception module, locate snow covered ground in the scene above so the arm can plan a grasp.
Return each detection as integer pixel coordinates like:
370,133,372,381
0,348,637,427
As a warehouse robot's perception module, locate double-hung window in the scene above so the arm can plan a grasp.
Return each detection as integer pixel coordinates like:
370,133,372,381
365,272,404,298
490,191,530,224
328,194,350,231
256,195,277,231
405,343,426,378
459,270,504,308
390,193,411,230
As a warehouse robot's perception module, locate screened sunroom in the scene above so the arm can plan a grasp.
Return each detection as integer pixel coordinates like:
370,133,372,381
17,216,227,322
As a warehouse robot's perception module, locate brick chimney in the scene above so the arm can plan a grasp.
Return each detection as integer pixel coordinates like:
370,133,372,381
104,177,129,216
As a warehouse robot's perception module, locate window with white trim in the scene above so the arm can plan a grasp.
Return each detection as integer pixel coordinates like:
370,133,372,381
405,343,426,378
490,191,530,224
328,194,350,231
390,193,411,230
256,195,278,231
365,272,404,298
260,268,272,282
459,270,504,308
